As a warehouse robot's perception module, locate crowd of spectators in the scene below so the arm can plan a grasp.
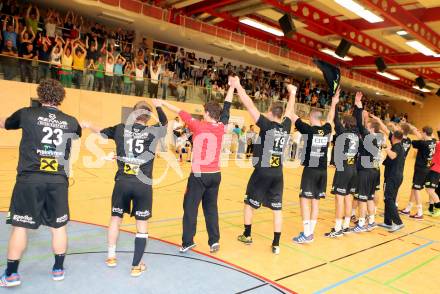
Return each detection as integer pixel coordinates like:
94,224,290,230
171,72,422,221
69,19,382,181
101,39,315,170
0,0,398,119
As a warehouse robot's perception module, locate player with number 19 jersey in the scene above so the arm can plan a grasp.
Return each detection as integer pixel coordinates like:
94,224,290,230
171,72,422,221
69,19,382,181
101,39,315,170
244,115,292,211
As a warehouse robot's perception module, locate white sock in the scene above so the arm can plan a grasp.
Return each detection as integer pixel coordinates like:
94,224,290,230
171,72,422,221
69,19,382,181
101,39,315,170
368,214,375,224
108,245,116,258
416,205,423,216
358,217,366,227
343,217,351,229
310,220,317,234
335,219,342,232
303,220,311,237
405,202,413,212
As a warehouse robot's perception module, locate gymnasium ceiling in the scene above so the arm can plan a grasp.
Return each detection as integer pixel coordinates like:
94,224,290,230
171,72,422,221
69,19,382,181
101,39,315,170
153,0,440,94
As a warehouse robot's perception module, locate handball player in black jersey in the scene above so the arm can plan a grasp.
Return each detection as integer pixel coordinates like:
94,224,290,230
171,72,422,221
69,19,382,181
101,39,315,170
325,92,361,238
352,94,384,232
292,88,339,244
233,77,296,255
399,125,436,220
81,99,167,277
0,79,81,287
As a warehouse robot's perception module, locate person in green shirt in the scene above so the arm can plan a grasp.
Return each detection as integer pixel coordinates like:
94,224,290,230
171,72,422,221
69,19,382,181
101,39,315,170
26,4,40,34
94,57,105,92
123,62,134,95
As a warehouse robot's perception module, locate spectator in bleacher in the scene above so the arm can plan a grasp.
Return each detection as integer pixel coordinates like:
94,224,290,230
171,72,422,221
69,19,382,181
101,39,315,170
123,62,134,95
84,58,95,91
113,54,126,94
36,37,51,82
25,4,39,34
2,39,18,80
50,37,63,80
161,67,172,99
60,39,73,87
148,58,161,98
104,53,114,92
18,41,35,83
72,43,86,89
2,16,19,48
134,62,145,97
93,56,104,91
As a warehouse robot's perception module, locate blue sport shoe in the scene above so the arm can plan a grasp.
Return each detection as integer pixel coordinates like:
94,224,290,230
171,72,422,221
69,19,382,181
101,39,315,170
52,269,65,281
0,272,21,287
292,232,314,244
352,224,367,233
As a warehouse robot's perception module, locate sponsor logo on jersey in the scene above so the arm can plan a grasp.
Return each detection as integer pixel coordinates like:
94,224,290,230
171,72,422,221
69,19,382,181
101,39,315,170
248,198,261,207
124,163,139,175
112,207,124,214
56,214,68,223
12,214,35,225
135,210,151,218
40,158,59,172
270,202,282,209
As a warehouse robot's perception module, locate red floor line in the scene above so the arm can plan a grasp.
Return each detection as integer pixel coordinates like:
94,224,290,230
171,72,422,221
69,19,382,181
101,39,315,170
70,218,296,294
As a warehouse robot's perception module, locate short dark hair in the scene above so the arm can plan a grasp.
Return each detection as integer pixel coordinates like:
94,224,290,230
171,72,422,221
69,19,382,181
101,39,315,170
133,101,152,122
369,121,381,133
422,126,433,136
204,101,222,121
401,123,411,136
342,116,357,130
269,102,284,119
37,79,65,106
393,130,403,141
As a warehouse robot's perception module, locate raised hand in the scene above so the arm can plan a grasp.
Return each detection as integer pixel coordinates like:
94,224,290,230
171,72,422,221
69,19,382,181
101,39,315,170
151,99,162,107
355,91,363,104
286,84,297,95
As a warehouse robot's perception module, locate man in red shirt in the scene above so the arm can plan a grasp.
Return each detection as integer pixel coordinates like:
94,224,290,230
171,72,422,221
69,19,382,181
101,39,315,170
425,138,440,216
160,78,234,253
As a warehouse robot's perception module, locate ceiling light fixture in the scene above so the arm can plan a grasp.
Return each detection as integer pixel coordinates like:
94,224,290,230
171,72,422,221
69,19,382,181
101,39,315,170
239,17,284,37
406,40,438,56
334,0,384,23
319,48,353,61
412,85,431,93
376,71,400,81
396,30,408,36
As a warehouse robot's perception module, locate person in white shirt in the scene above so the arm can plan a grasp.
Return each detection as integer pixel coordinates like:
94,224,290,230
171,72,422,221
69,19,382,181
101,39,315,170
149,59,162,98
134,62,145,97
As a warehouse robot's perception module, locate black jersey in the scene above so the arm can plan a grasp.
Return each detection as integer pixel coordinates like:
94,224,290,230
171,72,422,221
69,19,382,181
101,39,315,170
5,106,81,179
353,105,383,170
253,115,292,173
333,112,360,171
384,142,405,180
296,119,332,169
413,139,437,169
101,107,167,183
402,137,412,158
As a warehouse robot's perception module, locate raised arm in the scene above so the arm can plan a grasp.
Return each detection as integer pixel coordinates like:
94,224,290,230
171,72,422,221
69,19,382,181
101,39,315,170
160,100,182,114
370,113,390,136
80,121,103,134
219,79,234,125
409,124,423,139
151,99,168,126
231,76,260,123
284,84,298,122
326,87,340,124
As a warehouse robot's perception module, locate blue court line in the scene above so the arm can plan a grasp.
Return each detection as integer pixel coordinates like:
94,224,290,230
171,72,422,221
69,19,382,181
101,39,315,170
313,241,434,293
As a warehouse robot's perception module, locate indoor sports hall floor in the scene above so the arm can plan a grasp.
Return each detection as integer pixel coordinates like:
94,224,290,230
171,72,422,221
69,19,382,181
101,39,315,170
0,147,439,294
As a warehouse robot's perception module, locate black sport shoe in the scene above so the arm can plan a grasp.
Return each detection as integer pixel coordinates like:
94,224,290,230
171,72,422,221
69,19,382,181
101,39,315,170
324,228,343,238
342,227,352,234
237,234,253,244
179,243,196,253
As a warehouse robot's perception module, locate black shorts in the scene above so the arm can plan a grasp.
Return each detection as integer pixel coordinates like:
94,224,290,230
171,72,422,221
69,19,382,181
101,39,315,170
331,167,357,196
425,170,440,189
412,167,430,190
373,168,381,191
299,167,327,200
111,180,152,220
355,169,376,202
245,169,283,210
7,174,69,229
